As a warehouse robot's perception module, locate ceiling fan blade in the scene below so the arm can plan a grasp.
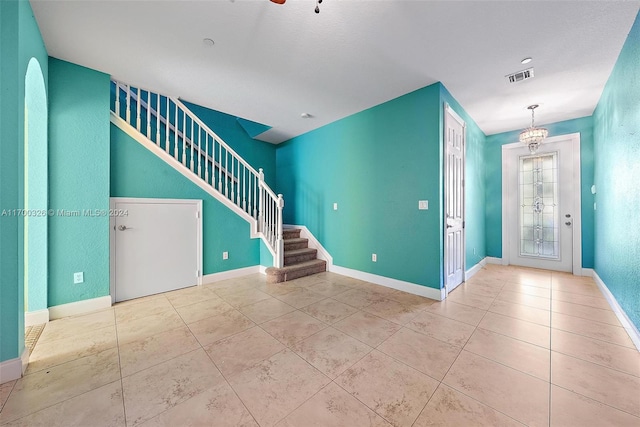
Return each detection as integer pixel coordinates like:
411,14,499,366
270,0,286,4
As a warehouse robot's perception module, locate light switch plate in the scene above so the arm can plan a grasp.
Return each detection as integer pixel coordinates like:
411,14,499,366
223,251,229,260
74,272,84,284
372,253,377,262
333,203,338,211
418,200,429,210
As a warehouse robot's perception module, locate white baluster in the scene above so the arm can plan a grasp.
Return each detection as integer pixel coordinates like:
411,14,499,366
236,162,241,206
136,87,141,131
276,194,284,268
258,169,264,232
225,150,229,198
156,94,160,145
165,97,170,153
197,127,202,177
218,141,222,192
115,82,120,116
146,91,151,138
126,85,131,124
242,166,246,211
174,101,179,159
248,172,252,216
271,199,275,246
231,156,235,204
205,134,209,184
182,111,187,166
190,118,194,171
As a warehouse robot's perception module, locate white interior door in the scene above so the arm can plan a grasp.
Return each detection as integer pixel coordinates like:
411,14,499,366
504,135,580,272
444,104,466,292
113,198,201,302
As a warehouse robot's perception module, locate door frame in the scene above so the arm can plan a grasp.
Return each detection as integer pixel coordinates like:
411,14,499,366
443,103,466,295
109,197,203,304
501,133,582,273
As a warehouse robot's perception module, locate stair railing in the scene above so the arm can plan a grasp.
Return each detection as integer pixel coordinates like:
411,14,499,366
110,79,284,268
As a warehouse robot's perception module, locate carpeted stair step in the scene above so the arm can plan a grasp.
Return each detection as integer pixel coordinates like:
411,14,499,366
282,228,302,239
284,247,318,266
284,237,308,251
265,259,327,284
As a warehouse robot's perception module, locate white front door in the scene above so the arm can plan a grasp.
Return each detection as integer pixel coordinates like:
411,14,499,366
444,104,466,292
112,198,201,302
504,134,581,272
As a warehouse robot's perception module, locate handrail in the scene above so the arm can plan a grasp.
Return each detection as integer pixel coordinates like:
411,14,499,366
110,79,284,268
173,99,260,178
114,82,238,185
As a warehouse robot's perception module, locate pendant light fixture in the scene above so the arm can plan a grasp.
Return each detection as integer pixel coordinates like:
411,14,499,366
519,104,548,154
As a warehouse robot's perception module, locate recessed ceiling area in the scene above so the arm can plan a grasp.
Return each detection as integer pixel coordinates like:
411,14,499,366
31,0,640,144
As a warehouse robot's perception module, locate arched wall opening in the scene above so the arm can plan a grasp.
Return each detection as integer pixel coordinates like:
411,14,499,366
24,57,49,326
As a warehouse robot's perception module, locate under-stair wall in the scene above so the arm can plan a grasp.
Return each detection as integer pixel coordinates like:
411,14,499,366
109,80,284,268
110,124,267,273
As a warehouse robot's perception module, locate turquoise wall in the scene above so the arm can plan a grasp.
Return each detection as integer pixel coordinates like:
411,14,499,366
110,124,262,273
0,0,48,362
592,12,640,329
48,58,111,306
278,83,446,289
484,116,595,268
181,101,277,188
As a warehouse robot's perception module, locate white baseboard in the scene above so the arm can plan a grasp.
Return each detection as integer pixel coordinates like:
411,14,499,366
259,265,267,275
592,271,640,351
485,257,503,265
202,266,262,284
581,268,594,277
0,348,28,384
48,296,112,320
25,309,49,327
284,224,333,270
330,265,445,301
465,258,487,280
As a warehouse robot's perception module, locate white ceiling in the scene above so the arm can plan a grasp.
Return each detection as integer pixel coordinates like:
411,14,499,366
32,0,640,144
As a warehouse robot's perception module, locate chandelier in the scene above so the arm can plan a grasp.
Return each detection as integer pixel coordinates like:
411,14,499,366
519,104,548,153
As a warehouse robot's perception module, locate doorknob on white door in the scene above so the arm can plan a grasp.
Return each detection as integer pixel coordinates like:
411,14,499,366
565,221,572,226
118,225,129,231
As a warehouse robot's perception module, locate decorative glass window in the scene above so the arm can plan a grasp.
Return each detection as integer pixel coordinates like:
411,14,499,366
519,152,559,259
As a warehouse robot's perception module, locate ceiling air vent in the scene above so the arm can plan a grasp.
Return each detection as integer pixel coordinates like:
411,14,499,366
506,68,534,83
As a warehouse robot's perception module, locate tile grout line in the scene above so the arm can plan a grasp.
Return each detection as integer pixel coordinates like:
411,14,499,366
432,282,530,427
2,311,122,425
548,276,554,427
113,308,130,426
199,342,262,427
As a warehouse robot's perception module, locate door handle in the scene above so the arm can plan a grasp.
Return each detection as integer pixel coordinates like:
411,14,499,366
118,225,129,231
446,224,453,228
565,221,572,226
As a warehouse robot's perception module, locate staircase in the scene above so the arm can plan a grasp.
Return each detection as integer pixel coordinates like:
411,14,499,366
109,79,325,282
266,228,326,283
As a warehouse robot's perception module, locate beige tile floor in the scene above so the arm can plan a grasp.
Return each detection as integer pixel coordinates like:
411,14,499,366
1,265,639,426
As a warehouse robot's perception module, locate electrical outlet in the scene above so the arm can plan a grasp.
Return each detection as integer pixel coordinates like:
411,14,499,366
333,203,338,211
223,251,229,260
418,200,429,210
74,272,84,284
372,253,377,262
